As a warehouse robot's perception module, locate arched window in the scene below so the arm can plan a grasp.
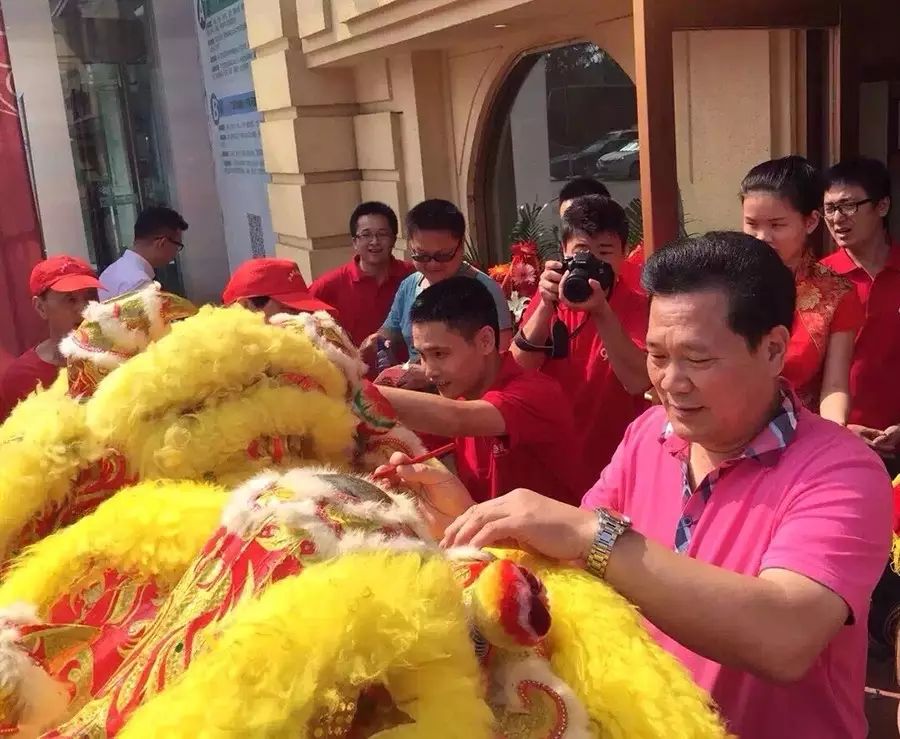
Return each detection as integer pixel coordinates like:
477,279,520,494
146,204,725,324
476,42,639,266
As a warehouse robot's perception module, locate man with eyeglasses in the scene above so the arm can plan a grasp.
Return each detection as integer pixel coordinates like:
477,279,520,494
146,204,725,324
365,199,512,389
309,202,412,354
99,206,189,301
822,158,900,473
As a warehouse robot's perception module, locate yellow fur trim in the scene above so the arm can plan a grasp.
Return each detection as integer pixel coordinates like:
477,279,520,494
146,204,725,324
118,552,494,738
86,305,348,441
0,373,67,444
0,388,98,559
506,551,728,738
0,481,226,611
114,384,357,481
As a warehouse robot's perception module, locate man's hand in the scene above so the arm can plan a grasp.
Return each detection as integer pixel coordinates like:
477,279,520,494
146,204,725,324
560,275,612,318
538,262,563,307
375,452,474,538
440,488,596,561
374,362,430,390
848,424,887,450
873,425,900,457
360,333,379,354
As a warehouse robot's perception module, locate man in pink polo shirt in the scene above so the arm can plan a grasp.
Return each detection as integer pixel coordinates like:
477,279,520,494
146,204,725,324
420,232,891,738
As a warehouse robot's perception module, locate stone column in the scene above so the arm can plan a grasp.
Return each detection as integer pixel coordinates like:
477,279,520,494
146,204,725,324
246,0,360,280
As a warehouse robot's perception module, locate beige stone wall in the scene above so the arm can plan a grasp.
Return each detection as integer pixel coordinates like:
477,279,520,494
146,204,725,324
672,29,807,234
246,0,807,278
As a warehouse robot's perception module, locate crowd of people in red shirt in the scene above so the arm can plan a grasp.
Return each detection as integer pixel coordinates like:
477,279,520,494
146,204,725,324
2,154,899,738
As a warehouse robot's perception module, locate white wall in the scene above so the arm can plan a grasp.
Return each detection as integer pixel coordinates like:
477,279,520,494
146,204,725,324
151,2,229,304
3,0,89,261
510,56,553,207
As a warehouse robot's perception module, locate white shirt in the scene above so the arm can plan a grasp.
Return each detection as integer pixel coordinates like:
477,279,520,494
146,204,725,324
98,250,155,301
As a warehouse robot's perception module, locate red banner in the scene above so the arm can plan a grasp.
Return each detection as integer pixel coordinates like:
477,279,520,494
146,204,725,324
0,7,46,358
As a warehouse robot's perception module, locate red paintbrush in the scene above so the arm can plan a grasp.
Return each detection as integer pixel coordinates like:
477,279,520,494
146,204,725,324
372,441,456,480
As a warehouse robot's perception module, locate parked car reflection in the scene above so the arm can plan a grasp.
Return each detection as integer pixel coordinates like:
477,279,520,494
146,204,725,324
596,139,640,180
549,128,638,180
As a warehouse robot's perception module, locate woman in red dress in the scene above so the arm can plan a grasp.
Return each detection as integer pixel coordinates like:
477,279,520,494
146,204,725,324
740,156,863,424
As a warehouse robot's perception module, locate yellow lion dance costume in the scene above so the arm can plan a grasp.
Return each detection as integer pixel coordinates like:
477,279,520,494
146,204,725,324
0,285,728,738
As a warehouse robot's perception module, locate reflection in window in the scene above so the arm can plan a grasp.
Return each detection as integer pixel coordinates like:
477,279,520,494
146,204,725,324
481,42,639,266
50,0,181,293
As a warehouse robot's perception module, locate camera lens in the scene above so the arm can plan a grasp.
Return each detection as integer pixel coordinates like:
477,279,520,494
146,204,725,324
562,271,593,303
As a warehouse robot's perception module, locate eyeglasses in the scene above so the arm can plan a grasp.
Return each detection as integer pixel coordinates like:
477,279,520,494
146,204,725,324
823,199,874,218
354,230,395,243
164,236,185,252
409,243,461,264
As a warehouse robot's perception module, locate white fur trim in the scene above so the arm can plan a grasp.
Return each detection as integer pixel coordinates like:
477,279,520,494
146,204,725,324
219,471,282,533
444,547,493,563
0,608,70,738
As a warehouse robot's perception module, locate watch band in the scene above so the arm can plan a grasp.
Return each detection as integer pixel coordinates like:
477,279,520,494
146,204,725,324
513,329,551,354
585,508,631,580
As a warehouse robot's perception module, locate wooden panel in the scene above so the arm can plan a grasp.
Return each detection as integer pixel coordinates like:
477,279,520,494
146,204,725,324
666,0,839,31
633,0,679,254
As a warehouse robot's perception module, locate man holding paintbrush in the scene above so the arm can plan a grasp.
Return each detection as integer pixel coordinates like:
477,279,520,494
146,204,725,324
376,275,584,505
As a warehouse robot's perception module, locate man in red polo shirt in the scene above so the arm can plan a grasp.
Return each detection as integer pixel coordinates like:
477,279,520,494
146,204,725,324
514,194,650,482
310,202,413,351
0,255,101,422
222,258,334,318
558,177,643,291
822,158,900,475
377,275,583,504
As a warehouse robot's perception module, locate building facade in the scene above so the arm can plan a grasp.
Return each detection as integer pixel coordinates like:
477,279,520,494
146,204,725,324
246,0,900,278
3,0,899,298
2,0,278,305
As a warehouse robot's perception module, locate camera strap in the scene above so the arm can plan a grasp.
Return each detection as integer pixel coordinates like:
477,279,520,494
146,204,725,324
513,309,591,360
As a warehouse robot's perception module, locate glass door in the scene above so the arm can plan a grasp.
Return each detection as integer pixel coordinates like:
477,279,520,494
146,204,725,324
51,0,181,292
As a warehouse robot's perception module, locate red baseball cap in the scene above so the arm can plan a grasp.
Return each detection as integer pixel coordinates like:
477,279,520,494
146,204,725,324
29,255,103,297
222,258,333,314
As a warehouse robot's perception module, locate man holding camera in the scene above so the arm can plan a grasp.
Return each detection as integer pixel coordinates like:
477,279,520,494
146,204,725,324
513,195,650,481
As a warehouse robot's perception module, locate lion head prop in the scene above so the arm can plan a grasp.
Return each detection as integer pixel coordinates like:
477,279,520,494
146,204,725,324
0,285,728,738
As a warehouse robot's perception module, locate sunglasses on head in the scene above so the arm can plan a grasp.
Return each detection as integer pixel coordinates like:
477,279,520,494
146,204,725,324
409,243,461,264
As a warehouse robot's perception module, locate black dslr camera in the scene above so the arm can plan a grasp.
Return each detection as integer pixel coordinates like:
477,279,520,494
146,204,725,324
556,252,615,303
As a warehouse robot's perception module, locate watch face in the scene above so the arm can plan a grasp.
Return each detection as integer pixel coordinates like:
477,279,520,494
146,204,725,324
602,508,631,527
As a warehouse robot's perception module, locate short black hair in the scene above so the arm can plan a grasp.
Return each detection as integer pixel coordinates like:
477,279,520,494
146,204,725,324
349,201,398,237
826,157,892,203
740,156,824,216
561,195,628,247
405,199,466,241
134,206,189,240
559,177,610,204
409,275,499,349
642,231,796,350
826,158,892,230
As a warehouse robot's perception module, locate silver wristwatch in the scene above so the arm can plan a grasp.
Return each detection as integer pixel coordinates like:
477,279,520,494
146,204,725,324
585,508,631,580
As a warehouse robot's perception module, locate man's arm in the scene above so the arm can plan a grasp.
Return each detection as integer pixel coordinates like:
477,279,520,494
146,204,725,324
592,308,650,396
818,330,855,426
511,300,554,370
511,263,565,370
604,533,848,682
378,386,506,438
441,454,891,683
361,283,409,355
